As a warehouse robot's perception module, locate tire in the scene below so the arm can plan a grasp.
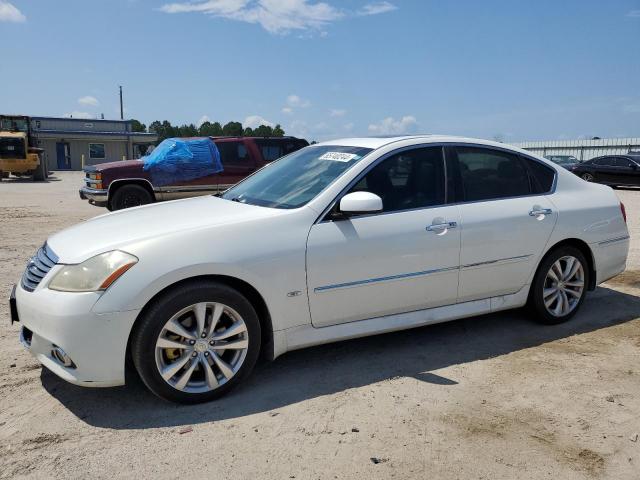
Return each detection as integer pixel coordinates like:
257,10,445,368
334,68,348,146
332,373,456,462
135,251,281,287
581,172,594,182
32,158,46,181
131,281,262,404
1,172,8,179
110,184,153,210
528,246,589,325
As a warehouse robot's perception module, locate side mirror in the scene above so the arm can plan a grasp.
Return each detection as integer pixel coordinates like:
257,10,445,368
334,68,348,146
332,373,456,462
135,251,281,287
339,191,383,215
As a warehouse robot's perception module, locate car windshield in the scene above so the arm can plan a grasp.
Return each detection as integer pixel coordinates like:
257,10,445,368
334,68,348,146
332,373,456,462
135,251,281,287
221,145,372,209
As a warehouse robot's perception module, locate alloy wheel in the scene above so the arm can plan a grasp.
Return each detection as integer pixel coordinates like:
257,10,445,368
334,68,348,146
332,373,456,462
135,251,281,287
155,302,249,393
542,255,585,317
581,173,594,182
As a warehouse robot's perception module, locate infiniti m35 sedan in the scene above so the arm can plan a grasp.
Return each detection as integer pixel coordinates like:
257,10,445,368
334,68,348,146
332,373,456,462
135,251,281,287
12,136,629,403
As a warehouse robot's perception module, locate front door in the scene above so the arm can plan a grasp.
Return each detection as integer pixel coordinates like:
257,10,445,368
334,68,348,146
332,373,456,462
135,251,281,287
56,142,71,169
451,146,558,302
306,146,461,328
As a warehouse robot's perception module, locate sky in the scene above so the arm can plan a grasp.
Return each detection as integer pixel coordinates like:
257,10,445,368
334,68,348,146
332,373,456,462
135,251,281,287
0,0,638,142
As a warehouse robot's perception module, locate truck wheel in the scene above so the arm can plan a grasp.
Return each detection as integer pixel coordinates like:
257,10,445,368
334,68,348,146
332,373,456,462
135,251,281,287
32,159,46,181
1,172,8,179
111,184,153,210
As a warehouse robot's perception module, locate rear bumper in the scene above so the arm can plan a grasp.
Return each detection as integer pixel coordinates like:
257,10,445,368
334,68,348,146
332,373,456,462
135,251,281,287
14,282,139,387
79,186,108,207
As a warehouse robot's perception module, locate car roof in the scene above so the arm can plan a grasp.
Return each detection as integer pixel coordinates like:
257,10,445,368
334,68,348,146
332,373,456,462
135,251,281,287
313,134,529,152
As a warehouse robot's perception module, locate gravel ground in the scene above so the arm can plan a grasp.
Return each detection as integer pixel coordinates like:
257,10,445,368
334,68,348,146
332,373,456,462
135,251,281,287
1,172,639,479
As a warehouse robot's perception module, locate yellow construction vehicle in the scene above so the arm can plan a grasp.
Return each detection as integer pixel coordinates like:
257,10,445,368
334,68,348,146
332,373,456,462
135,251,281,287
0,115,47,181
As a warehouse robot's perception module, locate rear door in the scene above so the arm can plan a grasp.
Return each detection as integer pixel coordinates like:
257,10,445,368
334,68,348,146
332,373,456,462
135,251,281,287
451,146,558,302
215,140,257,192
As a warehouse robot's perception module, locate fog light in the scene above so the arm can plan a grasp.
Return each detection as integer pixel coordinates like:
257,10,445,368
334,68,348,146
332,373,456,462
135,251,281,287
51,345,76,369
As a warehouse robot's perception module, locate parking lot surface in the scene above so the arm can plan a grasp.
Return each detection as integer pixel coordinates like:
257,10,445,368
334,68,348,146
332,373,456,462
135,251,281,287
1,172,639,479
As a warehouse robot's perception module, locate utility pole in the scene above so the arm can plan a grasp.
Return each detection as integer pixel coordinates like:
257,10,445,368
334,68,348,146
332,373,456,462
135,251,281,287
119,85,124,120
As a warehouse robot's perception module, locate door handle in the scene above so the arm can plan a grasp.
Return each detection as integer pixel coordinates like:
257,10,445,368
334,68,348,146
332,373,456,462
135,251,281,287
529,208,552,217
426,221,457,232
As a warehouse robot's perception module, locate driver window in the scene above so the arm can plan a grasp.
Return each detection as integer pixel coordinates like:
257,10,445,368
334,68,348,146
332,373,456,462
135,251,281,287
349,147,445,213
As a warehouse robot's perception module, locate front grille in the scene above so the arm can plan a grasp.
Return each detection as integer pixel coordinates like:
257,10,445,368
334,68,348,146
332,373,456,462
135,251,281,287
21,243,59,292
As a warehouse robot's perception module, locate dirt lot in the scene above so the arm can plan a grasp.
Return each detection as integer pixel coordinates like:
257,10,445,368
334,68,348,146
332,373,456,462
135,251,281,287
1,172,639,479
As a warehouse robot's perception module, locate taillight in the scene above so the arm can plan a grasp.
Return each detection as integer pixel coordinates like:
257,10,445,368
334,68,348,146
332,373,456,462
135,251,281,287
620,202,627,224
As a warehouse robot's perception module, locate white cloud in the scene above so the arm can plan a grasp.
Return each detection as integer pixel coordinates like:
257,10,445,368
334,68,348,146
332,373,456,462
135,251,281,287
368,115,418,135
0,1,26,22
160,0,344,34
343,122,354,131
281,107,293,114
63,111,94,119
286,94,311,108
357,1,396,16
197,115,211,126
626,10,640,17
244,114,274,128
78,95,99,107
329,108,346,117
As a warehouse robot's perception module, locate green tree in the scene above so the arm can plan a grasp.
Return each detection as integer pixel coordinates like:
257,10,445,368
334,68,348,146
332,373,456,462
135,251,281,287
243,127,254,136
272,124,285,137
199,121,223,137
130,119,147,132
252,125,273,137
222,121,243,136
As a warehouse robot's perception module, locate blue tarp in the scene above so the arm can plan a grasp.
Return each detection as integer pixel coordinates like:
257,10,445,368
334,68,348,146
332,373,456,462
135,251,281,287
142,137,223,187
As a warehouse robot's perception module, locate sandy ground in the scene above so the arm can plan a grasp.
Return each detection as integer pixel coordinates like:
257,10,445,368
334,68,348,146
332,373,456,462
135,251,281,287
1,171,639,480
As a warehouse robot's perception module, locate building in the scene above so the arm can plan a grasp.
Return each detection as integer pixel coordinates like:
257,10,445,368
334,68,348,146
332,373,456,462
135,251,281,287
512,137,640,162
29,116,157,171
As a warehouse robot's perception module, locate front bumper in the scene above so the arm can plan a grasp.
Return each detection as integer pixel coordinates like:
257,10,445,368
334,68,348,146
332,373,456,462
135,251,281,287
14,282,140,387
79,186,108,207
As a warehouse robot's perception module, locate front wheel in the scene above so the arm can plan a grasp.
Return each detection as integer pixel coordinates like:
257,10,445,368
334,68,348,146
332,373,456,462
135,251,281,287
110,184,153,210
581,172,594,182
131,281,261,403
528,246,588,324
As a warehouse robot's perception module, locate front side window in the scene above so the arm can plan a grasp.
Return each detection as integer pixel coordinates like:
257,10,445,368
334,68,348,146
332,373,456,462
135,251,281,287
215,141,250,166
222,146,371,209
456,147,530,201
348,147,445,213
89,143,105,159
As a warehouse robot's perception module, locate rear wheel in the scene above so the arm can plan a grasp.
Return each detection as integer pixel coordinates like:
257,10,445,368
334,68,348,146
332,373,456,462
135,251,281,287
131,281,261,404
581,172,594,182
110,184,153,210
528,246,588,324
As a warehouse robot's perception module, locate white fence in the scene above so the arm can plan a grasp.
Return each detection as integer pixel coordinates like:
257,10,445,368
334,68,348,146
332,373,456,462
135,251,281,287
512,137,640,161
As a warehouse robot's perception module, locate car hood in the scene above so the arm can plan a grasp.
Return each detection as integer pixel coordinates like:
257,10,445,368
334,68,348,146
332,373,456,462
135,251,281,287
47,196,284,264
88,159,143,171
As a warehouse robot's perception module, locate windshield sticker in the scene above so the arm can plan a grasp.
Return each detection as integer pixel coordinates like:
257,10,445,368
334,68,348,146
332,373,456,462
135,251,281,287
319,152,360,162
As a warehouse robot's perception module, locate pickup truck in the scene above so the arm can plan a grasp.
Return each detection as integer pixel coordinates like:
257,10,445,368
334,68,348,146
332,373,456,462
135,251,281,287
80,136,308,210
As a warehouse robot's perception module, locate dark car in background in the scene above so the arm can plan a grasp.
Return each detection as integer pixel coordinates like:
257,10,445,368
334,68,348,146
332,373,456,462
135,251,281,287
80,136,309,210
572,154,640,187
544,155,580,170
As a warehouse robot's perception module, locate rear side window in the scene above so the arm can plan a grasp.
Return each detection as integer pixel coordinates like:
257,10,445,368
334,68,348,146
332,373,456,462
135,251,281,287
215,141,251,166
523,157,555,193
455,147,531,201
594,157,614,166
255,139,308,162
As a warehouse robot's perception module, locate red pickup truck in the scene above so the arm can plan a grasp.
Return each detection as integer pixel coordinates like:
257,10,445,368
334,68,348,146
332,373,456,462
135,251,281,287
80,136,308,210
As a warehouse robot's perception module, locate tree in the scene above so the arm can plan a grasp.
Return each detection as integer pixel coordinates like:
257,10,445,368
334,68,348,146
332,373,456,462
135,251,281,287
272,124,285,137
222,121,243,136
130,119,147,132
199,121,223,137
253,125,274,137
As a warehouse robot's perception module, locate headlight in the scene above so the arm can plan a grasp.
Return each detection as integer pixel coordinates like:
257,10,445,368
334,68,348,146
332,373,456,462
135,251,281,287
48,251,138,292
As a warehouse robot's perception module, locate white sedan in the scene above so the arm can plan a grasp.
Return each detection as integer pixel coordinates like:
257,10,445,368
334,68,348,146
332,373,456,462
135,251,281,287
12,136,629,403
